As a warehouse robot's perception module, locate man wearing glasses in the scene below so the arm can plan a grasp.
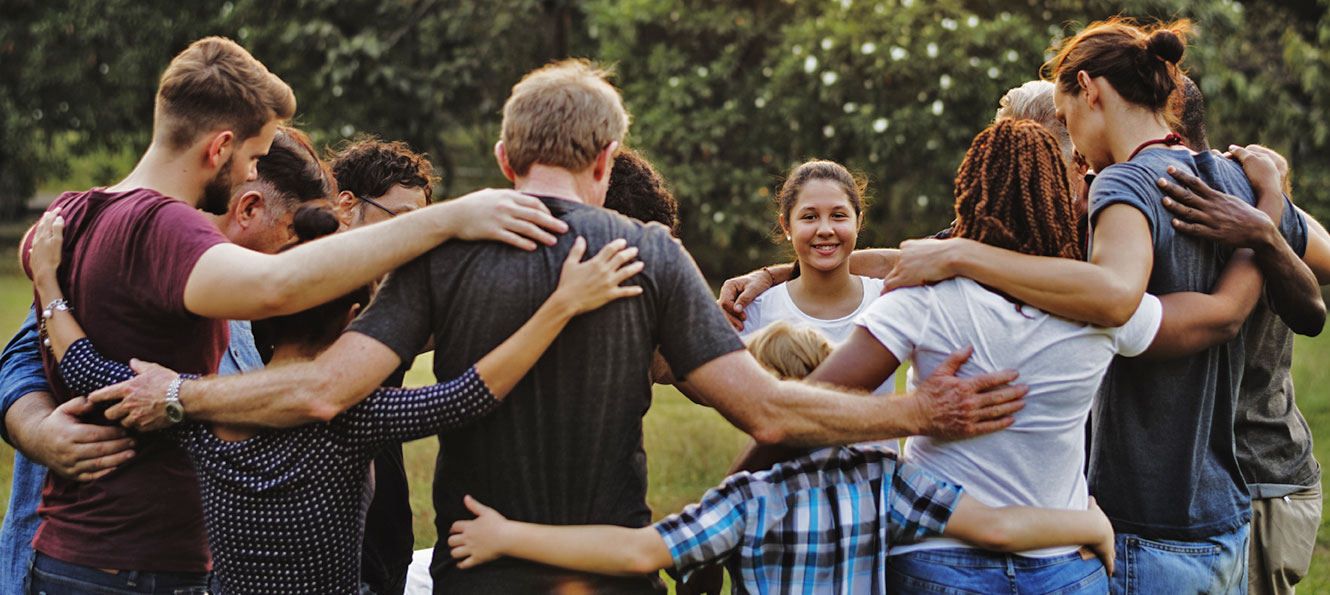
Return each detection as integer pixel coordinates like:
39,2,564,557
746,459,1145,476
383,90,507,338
328,137,437,595
332,138,433,227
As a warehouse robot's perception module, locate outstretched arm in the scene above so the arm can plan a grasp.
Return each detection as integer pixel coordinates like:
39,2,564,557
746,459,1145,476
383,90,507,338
883,204,1153,327
716,249,898,332
183,189,569,320
448,496,671,576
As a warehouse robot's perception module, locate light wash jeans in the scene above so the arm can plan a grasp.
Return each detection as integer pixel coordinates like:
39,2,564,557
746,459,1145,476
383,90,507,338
1110,523,1250,595
888,548,1108,594
0,453,43,595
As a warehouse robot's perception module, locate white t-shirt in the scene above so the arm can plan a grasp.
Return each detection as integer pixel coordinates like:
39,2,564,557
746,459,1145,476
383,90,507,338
858,277,1162,557
739,275,897,392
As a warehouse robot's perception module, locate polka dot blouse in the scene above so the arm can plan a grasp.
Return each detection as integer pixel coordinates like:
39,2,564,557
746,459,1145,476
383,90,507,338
59,338,498,594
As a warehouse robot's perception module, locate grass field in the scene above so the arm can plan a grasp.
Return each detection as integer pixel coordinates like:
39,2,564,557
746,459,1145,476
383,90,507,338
0,269,1327,591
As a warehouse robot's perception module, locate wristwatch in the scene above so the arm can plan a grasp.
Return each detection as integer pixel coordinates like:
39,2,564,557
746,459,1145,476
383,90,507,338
165,375,187,424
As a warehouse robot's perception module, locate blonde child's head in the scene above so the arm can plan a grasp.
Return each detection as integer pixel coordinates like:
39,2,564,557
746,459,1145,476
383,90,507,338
745,321,833,381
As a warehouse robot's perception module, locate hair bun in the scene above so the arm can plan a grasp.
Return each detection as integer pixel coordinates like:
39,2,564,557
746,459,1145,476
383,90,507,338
1146,30,1185,64
291,205,339,243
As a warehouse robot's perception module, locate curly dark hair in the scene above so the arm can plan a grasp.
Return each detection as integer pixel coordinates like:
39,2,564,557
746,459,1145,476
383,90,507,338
603,148,678,234
329,137,437,207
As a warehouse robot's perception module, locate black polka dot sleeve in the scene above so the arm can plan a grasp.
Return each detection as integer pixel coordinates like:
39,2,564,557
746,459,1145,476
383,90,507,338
58,338,135,395
331,366,499,449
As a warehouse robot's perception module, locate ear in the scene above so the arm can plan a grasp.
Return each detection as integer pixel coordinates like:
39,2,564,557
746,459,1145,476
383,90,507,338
342,302,363,330
204,130,235,170
1076,71,1100,107
779,214,791,237
334,190,357,227
494,141,517,183
233,191,264,226
591,141,619,183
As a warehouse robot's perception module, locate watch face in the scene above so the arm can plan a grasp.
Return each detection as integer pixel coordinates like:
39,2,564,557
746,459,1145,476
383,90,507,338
165,401,185,424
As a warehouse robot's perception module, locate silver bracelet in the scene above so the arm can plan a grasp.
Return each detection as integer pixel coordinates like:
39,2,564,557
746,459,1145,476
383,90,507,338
42,298,71,320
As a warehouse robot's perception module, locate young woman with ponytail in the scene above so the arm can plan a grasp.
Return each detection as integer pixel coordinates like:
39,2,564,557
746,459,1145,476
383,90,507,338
879,18,1316,593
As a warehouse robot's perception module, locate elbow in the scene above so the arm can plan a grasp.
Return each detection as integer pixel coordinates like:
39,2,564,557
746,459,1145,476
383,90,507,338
293,377,350,424
1290,302,1326,337
1096,289,1142,328
749,424,787,447
623,550,663,576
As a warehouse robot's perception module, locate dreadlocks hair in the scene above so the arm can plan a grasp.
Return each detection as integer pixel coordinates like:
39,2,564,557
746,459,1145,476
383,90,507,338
604,147,679,235
951,119,1083,262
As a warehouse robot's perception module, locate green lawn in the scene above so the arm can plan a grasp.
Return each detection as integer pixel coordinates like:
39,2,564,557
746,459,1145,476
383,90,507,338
0,271,1327,590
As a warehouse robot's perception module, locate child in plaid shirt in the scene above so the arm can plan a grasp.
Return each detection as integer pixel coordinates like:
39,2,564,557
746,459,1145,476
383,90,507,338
448,322,1115,594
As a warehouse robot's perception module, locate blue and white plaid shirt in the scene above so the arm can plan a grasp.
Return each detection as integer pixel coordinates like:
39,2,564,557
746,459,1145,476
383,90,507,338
653,444,962,594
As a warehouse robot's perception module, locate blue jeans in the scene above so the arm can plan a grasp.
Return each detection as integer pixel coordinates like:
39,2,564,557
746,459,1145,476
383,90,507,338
1109,524,1249,595
888,548,1108,594
0,452,44,595
27,553,210,595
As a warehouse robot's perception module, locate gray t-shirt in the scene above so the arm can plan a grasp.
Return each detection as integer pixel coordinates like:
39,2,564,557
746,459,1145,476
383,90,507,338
1087,148,1307,540
1236,298,1321,498
348,195,745,593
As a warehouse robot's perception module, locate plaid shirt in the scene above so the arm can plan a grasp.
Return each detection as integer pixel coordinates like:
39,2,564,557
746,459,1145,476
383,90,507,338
653,444,962,595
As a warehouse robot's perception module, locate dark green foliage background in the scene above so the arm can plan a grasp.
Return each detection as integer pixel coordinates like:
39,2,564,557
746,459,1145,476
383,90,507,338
2,0,1327,277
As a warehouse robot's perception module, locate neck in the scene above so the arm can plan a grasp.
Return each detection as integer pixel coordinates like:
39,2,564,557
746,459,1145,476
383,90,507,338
107,142,206,206
789,261,858,299
1106,109,1177,165
269,342,323,364
514,164,600,205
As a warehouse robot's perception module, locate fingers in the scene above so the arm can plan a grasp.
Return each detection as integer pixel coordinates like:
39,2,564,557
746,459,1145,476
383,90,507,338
974,383,1029,409
562,237,587,266
55,395,94,417
499,219,559,249
493,230,538,252
607,245,639,269
961,416,1016,436
931,345,974,378
463,494,491,516
1162,165,1213,199
87,384,126,404
971,393,1027,419
70,447,136,481
961,366,1017,392
508,203,569,240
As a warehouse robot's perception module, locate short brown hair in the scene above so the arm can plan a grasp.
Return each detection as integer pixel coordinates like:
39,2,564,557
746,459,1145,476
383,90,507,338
257,127,336,217
1043,18,1191,123
155,36,296,150
500,59,629,176
745,321,833,381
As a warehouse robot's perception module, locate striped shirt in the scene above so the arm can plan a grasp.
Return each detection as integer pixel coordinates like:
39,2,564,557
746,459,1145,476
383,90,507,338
653,444,961,595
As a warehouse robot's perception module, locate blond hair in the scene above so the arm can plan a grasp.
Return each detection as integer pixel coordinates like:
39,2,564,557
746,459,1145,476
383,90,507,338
155,36,296,150
500,59,629,176
745,321,833,380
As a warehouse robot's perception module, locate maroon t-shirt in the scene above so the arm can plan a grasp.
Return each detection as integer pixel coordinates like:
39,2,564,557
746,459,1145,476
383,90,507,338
22,188,229,572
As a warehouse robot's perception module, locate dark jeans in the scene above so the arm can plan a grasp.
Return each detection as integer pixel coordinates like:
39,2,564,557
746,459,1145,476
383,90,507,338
28,553,209,595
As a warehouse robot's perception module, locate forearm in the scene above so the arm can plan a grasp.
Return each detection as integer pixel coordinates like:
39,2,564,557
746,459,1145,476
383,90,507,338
950,241,1141,326
951,504,1107,553
6,390,57,458
187,206,457,320
491,522,671,576
847,248,899,279
474,296,578,399
1298,207,1330,284
177,364,342,427
745,379,911,447
1251,227,1325,336
34,278,84,361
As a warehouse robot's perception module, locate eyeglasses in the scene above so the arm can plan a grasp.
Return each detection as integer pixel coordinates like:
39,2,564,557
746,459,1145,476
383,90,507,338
356,194,398,217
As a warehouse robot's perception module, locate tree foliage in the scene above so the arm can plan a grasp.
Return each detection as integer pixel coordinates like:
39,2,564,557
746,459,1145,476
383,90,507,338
2,0,1327,276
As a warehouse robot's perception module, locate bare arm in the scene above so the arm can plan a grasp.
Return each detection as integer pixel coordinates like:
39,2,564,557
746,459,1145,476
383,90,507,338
448,496,672,576
943,496,1115,574
885,205,1153,327
687,344,1025,448
1299,207,1330,284
183,189,568,320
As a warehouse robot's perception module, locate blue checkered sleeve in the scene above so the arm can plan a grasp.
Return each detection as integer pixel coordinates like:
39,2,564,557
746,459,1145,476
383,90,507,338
652,472,753,576
886,459,964,543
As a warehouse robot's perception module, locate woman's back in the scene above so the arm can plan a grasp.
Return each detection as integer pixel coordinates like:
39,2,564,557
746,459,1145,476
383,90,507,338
859,277,1160,556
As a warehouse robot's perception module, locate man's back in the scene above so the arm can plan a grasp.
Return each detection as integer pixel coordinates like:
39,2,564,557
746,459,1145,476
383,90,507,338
348,196,743,592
